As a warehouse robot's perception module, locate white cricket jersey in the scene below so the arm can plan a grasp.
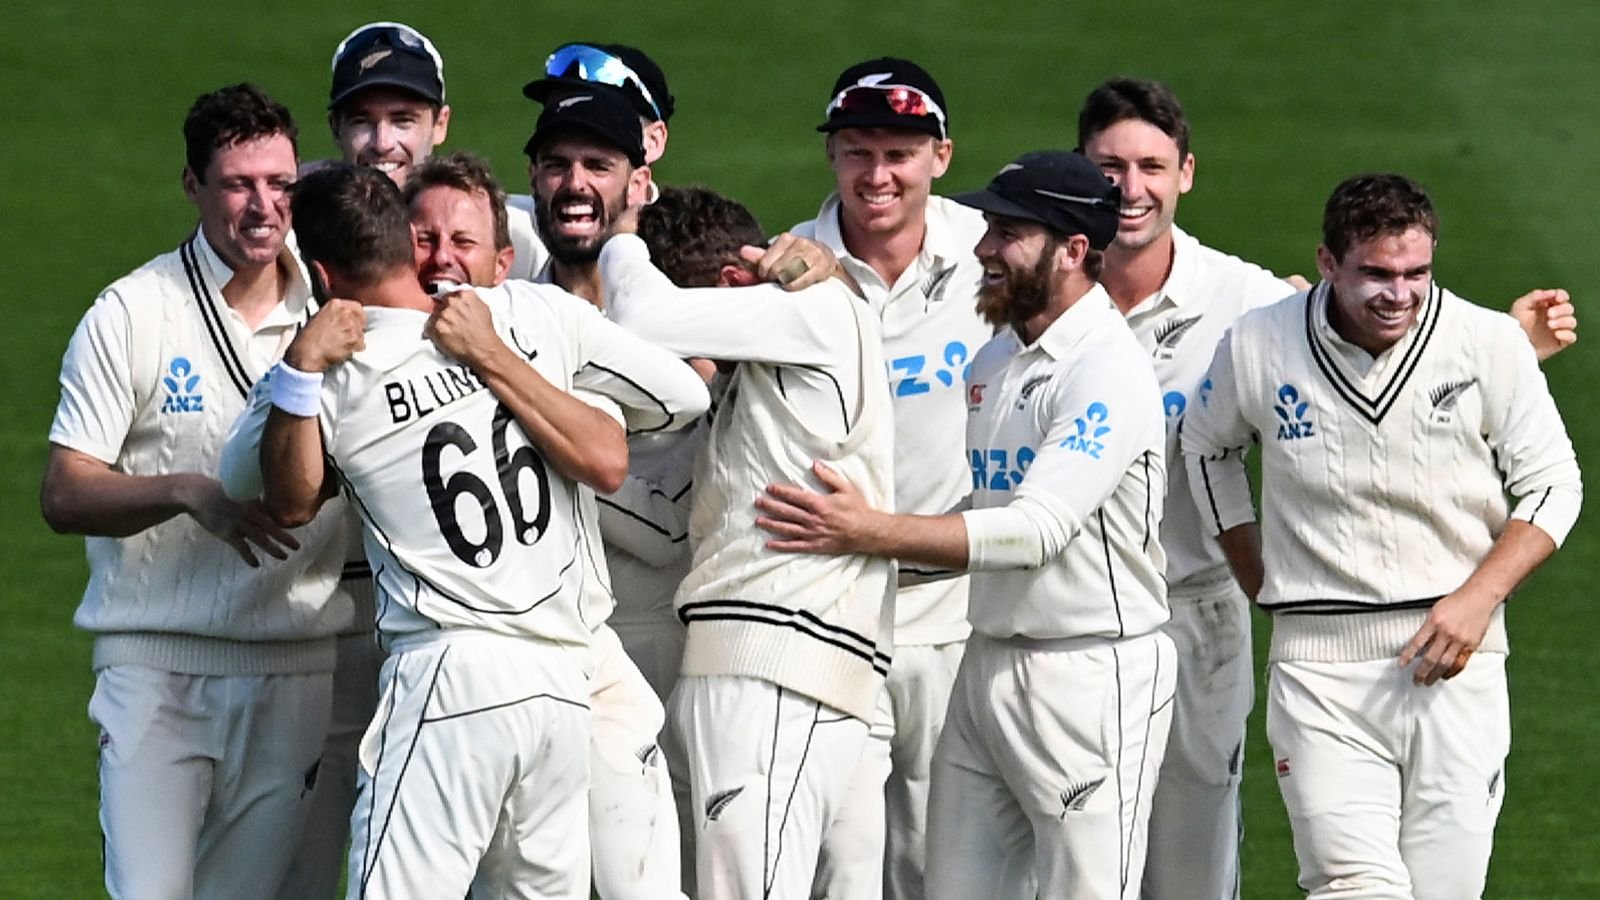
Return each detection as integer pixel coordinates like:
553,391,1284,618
600,233,897,723
519,257,707,632
961,285,1168,641
793,194,994,645
1121,227,1293,587
504,194,552,283
50,232,351,674
596,422,704,628
315,281,708,644
1183,283,1582,660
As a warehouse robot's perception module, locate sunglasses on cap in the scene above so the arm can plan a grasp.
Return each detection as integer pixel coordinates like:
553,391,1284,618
331,22,444,76
544,44,662,120
825,83,948,137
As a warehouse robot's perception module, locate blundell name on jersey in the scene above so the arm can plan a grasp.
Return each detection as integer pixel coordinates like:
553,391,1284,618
383,363,488,424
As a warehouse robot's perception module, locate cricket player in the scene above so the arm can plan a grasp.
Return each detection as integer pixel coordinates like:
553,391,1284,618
597,185,896,900
1076,78,1582,900
756,151,1175,900
1182,172,1582,900
790,56,994,900
222,148,694,899
255,163,709,898
509,42,675,282
269,23,456,897
325,21,450,188
1075,79,1298,900
39,83,351,899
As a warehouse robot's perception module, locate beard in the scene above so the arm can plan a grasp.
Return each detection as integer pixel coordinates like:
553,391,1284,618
975,244,1056,329
533,187,616,264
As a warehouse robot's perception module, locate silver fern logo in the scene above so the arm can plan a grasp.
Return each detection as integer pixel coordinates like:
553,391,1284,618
1058,777,1105,817
1429,378,1477,424
705,786,744,822
920,264,958,305
1153,315,1201,360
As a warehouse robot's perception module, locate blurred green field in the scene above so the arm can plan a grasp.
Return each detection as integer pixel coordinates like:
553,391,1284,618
2,1,1596,896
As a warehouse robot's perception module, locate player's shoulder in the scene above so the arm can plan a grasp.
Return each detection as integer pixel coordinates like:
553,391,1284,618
1437,284,1516,331
494,279,608,336
85,241,191,329
928,194,987,241
1231,286,1309,339
1433,285,1530,365
1178,228,1295,309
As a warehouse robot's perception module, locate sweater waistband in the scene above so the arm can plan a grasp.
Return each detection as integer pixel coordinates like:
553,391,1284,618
1269,605,1508,663
93,632,337,676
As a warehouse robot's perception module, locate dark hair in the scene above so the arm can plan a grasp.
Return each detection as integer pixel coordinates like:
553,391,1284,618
1083,248,1104,282
637,186,765,287
1321,173,1439,261
291,163,415,287
1076,78,1190,158
403,151,511,251
183,83,298,182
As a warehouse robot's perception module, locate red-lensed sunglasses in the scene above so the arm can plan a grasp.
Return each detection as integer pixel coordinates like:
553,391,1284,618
826,84,948,137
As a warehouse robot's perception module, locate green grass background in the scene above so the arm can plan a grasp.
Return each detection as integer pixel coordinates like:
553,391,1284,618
3,1,1596,896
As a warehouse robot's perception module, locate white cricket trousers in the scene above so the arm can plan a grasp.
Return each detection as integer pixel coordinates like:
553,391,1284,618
926,631,1176,900
1142,576,1252,900
814,640,965,900
589,624,686,900
279,630,384,900
91,664,332,900
347,631,591,900
1267,653,1509,900
670,674,869,900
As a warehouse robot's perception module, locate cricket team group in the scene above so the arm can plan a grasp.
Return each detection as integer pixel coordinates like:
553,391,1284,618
40,18,1584,900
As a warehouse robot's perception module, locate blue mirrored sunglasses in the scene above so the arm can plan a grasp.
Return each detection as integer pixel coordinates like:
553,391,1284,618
544,44,661,120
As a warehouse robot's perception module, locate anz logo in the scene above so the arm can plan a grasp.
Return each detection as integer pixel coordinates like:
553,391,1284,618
1273,384,1314,440
160,357,204,414
888,340,971,398
1060,402,1112,458
1162,391,1187,422
970,446,1035,492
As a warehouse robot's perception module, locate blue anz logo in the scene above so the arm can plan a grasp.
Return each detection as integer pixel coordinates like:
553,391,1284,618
1163,391,1187,419
1060,402,1112,458
970,446,1035,491
888,340,971,397
1198,377,1214,408
160,357,204,414
1273,384,1314,440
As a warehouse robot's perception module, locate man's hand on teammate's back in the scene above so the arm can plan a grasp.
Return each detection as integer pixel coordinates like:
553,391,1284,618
182,474,301,567
1509,288,1577,361
741,233,858,294
285,299,366,373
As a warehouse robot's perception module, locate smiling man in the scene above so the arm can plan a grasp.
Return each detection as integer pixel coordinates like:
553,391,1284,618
1181,173,1582,900
40,83,351,900
790,56,995,900
523,87,653,302
757,151,1174,900
326,21,450,188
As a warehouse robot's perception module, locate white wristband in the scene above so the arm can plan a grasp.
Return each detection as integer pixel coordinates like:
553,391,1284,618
270,361,324,417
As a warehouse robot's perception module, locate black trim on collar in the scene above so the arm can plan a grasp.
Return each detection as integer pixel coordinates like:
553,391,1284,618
180,236,253,399
1304,281,1441,425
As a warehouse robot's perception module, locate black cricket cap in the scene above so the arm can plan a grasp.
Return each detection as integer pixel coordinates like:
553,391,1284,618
522,88,647,167
951,151,1121,249
328,22,446,110
817,57,948,139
